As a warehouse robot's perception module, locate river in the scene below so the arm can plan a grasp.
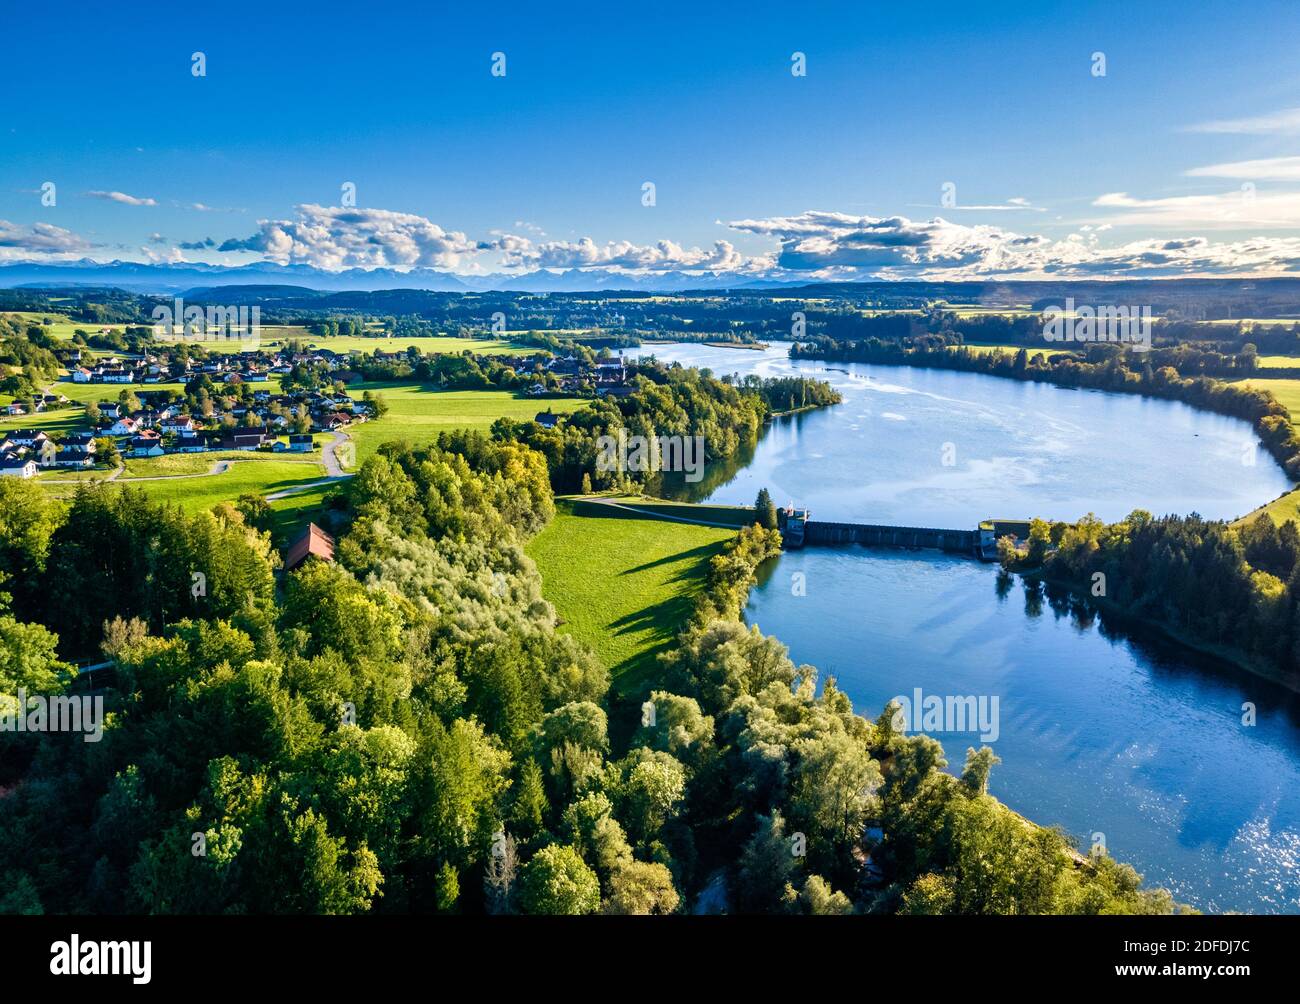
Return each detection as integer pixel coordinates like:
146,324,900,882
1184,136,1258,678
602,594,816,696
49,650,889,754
635,340,1300,913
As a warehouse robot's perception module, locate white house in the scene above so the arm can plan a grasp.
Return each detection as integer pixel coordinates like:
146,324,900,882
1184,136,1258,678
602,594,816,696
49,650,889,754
108,416,139,436
130,436,165,458
0,457,37,478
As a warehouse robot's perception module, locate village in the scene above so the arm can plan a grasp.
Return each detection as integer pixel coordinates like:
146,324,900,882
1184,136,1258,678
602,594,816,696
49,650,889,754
0,338,632,478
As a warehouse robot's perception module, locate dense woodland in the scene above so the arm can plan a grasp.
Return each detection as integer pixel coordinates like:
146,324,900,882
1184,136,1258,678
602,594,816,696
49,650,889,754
998,510,1300,689
0,422,1179,914
494,363,840,493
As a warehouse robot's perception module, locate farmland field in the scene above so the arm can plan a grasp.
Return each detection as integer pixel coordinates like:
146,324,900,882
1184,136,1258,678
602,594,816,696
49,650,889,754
525,497,736,693
957,342,1071,358
346,383,588,460
1237,377,1300,422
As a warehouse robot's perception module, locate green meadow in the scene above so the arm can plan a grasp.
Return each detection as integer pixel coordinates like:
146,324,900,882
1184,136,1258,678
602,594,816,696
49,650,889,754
525,497,737,693
1237,378,1300,423
1235,486,1300,528
346,384,588,461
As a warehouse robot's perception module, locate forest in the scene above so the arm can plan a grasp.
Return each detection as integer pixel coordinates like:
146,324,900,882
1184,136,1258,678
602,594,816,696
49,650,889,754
998,509,1300,689
0,424,1180,914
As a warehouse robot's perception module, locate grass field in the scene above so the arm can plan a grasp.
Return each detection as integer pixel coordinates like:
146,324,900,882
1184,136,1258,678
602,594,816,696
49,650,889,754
1253,356,1300,369
347,384,588,461
1235,487,1300,527
1236,378,1300,422
958,343,1071,358
3,311,534,358
525,497,737,693
40,454,328,513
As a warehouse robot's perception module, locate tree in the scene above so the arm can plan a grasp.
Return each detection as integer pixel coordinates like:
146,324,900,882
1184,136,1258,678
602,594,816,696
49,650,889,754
580,472,593,495
518,844,600,915
612,748,686,845
789,874,854,915
603,860,680,915
92,437,119,468
507,759,549,843
960,746,1001,796
754,487,779,530
234,493,274,534
735,812,797,913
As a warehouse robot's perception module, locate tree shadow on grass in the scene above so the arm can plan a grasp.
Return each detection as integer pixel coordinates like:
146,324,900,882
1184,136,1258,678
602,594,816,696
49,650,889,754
606,541,724,697
620,541,722,576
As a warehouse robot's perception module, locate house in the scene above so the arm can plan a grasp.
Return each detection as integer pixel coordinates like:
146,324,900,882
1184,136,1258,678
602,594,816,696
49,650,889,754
314,412,350,431
527,383,548,397
100,369,134,383
0,457,37,478
5,403,27,416
108,416,139,436
220,428,268,451
546,355,580,376
534,411,559,429
72,367,93,383
62,433,97,454
283,522,335,572
52,449,94,468
130,435,165,458
97,402,122,419
288,434,314,452
4,429,49,448
595,357,626,384
161,415,196,436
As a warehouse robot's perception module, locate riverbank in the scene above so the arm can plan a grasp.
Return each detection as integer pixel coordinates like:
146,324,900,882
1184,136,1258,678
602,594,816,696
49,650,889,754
1015,564,1300,694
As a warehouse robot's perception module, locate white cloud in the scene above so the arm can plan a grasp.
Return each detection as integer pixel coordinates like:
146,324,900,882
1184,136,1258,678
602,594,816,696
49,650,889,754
910,196,1046,212
1185,107,1300,135
0,219,97,259
1089,189,1300,228
141,244,186,263
85,190,157,206
220,204,479,269
721,209,1300,279
1186,157,1300,181
486,234,751,272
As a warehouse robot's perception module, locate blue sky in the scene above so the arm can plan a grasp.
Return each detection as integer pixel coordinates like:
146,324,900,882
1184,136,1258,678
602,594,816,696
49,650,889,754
5,0,1300,278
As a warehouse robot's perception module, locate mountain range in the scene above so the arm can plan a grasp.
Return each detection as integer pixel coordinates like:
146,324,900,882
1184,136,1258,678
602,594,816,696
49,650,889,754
0,259,797,295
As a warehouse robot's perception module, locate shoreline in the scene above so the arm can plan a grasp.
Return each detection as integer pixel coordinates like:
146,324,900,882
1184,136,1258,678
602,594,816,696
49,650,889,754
1017,566,1300,695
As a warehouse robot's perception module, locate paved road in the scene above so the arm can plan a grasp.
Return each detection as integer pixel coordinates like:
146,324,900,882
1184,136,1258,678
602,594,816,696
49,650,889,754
266,432,355,500
41,430,356,496
320,431,352,477
576,495,746,529
45,458,237,484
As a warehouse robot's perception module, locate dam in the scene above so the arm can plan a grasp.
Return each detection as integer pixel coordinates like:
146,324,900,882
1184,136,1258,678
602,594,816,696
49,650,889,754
778,508,1030,561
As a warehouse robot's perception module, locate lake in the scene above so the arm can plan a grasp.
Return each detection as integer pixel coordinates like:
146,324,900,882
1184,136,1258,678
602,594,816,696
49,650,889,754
637,341,1300,913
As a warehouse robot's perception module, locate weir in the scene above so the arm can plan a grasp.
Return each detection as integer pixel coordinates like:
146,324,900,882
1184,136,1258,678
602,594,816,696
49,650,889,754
778,509,1030,561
